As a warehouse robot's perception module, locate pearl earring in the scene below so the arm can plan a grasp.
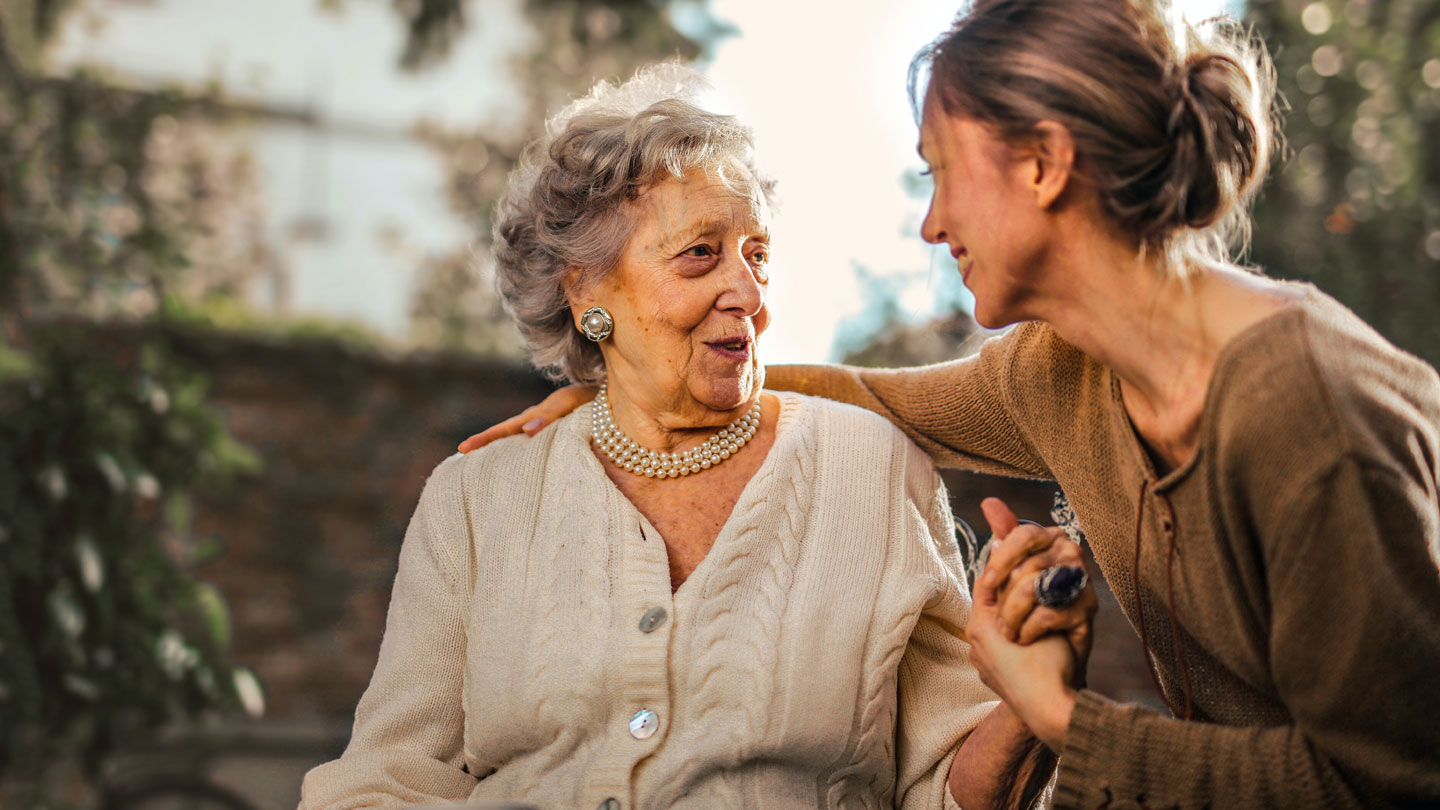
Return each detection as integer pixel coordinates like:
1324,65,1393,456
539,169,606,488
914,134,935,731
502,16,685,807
580,306,613,342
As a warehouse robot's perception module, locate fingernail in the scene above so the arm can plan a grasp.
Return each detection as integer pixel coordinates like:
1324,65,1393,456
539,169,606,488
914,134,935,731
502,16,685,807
523,419,543,433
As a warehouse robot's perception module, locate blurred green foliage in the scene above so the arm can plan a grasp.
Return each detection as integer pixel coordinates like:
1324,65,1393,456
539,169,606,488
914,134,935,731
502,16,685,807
0,330,261,801
1248,0,1440,368
841,0,1440,371
0,1,263,799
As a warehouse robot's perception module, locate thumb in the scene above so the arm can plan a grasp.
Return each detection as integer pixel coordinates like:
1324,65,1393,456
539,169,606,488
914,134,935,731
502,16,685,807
981,497,1019,541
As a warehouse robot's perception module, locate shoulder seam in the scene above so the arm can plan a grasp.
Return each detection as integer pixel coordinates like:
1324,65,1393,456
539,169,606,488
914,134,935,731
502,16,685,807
1269,446,1412,552
1290,311,1358,461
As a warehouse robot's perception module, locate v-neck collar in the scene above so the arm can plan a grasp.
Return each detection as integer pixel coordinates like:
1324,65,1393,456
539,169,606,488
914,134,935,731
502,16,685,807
1104,284,1317,493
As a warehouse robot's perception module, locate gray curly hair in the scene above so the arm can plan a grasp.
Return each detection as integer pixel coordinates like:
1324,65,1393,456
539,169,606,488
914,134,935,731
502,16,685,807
493,63,776,384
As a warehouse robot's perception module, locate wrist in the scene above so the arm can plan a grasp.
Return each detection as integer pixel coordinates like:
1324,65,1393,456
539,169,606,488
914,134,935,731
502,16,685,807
1034,687,1077,752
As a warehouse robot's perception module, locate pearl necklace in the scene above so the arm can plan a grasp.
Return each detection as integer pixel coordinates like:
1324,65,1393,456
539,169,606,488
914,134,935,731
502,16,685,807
591,383,761,479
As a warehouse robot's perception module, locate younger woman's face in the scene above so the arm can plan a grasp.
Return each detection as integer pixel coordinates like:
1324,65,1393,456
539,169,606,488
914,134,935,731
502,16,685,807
918,96,1055,328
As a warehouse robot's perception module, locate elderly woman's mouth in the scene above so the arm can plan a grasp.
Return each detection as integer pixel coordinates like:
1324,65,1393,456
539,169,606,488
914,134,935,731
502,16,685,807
706,336,753,360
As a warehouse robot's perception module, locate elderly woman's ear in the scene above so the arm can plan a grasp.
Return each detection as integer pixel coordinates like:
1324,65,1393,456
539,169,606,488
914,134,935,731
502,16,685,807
562,267,585,323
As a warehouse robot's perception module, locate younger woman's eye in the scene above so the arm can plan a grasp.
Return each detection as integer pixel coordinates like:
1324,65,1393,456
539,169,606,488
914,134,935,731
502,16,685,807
918,168,933,177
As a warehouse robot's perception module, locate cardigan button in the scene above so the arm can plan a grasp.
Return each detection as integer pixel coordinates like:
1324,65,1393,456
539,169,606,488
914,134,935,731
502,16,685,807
597,800,621,810
638,606,667,633
629,708,659,739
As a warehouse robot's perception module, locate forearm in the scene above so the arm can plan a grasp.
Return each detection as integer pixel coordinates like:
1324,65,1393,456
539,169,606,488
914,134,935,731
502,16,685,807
765,360,1049,479
950,703,1055,810
765,363,890,409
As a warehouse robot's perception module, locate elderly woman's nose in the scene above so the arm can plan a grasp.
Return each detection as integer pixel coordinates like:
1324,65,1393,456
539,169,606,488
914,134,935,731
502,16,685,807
716,253,766,315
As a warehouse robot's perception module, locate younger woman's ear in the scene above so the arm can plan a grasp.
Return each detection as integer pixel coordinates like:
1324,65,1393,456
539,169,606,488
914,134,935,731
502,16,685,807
1028,121,1076,209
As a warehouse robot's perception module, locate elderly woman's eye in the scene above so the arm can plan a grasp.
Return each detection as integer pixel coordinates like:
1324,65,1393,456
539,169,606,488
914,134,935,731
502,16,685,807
685,244,715,258
749,249,770,266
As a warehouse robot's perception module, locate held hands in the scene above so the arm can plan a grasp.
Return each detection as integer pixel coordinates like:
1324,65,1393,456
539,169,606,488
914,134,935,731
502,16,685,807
966,497,1097,752
457,384,597,453
978,498,1097,666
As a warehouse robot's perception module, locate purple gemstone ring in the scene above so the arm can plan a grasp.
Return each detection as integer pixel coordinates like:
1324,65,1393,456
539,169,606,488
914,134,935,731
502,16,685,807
1035,564,1088,609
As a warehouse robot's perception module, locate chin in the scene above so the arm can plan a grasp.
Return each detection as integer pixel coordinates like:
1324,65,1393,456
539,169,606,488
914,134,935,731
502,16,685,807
971,298,1021,330
972,309,1006,330
695,364,762,414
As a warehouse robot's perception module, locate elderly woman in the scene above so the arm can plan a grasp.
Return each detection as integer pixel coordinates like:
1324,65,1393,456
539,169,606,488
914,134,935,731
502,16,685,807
299,66,1080,810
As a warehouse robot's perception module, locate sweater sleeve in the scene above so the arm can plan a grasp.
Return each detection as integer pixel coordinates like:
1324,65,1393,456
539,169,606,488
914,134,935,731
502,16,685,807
299,455,479,809
1053,453,1440,810
765,327,1049,479
894,446,1003,810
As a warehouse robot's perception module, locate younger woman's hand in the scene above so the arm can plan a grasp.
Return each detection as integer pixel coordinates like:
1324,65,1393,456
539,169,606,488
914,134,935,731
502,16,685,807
457,384,597,453
978,497,1098,670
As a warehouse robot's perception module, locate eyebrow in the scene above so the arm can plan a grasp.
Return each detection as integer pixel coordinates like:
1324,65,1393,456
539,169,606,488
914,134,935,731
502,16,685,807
660,217,770,249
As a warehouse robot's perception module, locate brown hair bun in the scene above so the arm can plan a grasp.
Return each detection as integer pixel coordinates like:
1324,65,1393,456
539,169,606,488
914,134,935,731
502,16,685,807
913,0,1280,273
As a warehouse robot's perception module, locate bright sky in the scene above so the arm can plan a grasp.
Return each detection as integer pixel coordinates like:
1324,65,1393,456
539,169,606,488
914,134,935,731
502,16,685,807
701,0,964,362
52,0,1228,364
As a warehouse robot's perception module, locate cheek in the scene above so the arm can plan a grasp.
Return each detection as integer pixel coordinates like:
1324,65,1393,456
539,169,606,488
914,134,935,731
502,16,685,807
624,280,714,368
655,284,714,336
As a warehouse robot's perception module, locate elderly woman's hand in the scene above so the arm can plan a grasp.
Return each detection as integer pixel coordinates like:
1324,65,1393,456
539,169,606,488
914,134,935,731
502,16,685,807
977,497,1098,670
457,384,597,453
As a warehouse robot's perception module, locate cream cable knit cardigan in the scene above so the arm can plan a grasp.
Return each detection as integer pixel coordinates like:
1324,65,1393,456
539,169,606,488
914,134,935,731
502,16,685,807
299,392,997,810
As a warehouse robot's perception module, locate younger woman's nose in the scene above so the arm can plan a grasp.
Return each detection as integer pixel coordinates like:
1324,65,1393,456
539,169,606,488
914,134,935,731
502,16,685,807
921,204,947,245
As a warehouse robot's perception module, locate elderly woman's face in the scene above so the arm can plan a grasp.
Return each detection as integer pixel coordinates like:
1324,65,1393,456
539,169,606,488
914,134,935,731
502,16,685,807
580,165,772,421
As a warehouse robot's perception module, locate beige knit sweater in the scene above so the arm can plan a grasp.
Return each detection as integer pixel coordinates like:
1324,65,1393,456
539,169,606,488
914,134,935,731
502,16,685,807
300,392,998,810
768,285,1440,809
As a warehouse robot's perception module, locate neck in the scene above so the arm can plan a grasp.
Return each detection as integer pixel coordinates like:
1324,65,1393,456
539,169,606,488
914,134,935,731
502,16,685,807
601,379,759,454
1046,263,1217,414
1024,231,1293,466
1030,224,1284,406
